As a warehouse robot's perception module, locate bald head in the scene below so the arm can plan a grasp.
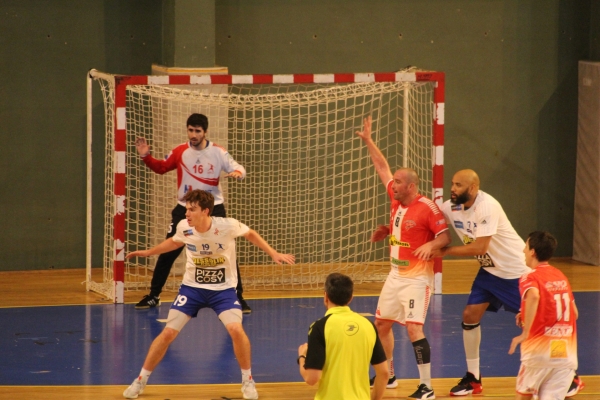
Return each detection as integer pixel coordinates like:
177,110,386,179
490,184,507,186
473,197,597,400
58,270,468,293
453,169,480,190
391,167,420,205
395,168,420,187
450,169,480,207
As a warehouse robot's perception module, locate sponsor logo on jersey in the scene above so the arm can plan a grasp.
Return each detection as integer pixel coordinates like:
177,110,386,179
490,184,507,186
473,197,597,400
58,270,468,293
391,258,410,266
196,158,201,164
436,218,446,226
451,204,462,211
389,236,410,247
184,185,192,194
476,253,495,268
344,321,360,336
550,339,568,358
454,221,464,229
404,220,416,230
216,243,225,250
208,163,214,173
545,280,568,292
545,325,573,337
462,235,474,245
213,228,220,235
195,267,226,284
184,229,194,236
192,256,226,267
186,244,197,252
481,219,487,224
407,312,414,318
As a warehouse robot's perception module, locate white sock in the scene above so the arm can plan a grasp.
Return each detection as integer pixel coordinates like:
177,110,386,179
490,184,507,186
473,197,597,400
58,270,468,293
139,368,152,381
388,357,395,378
466,358,480,380
463,325,481,379
417,363,432,388
241,368,252,381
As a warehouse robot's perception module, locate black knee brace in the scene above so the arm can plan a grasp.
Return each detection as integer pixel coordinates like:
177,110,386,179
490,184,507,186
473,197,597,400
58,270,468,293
461,322,481,330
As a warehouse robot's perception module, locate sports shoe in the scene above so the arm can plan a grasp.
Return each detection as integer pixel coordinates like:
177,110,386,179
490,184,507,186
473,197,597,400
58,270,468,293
239,298,252,314
369,375,398,389
123,376,146,398
135,295,160,309
241,378,259,399
408,383,435,399
566,374,585,397
449,372,482,396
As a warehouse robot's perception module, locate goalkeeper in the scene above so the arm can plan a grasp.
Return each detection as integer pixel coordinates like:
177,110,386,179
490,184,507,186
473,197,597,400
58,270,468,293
133,113,252,313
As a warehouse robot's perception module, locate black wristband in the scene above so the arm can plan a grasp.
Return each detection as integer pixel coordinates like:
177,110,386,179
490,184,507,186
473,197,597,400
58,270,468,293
297,355,306,365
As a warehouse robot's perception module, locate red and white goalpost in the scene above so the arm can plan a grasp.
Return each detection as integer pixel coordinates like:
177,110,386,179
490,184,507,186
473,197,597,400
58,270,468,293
86,68,445,303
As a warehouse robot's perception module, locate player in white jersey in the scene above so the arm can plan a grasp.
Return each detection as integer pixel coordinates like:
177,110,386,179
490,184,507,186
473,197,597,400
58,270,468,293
433,169,530,396
122,189,295,400
134,113,252,313
357,116,451,399
509,231,579,400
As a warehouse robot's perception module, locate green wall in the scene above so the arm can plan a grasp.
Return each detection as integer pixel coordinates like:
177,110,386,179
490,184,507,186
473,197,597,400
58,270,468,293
0,0,594,271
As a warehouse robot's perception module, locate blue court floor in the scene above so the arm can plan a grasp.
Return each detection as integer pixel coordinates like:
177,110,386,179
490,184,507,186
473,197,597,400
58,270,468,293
1,293,599,386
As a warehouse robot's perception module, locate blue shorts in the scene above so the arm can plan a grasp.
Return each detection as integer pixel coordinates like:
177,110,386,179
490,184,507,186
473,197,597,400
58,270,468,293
467,268,521,313
170,284,241,317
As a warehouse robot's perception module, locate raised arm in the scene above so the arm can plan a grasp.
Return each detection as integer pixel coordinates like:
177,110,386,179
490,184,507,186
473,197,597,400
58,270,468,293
355,115,393,186
243,229,295,264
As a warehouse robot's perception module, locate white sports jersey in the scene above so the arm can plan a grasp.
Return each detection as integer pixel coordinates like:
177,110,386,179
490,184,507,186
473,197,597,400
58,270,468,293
142,141,246,206
172,217,250,290
441,190,530,279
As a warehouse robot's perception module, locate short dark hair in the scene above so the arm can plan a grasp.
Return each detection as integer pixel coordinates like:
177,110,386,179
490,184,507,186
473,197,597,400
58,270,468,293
186,113,209,131
324,273,353,306
183,189,214,215
527,231,557,262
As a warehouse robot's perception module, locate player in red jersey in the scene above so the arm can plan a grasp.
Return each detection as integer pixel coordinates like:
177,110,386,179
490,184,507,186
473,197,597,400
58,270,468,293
509,231,580,400
356,116,451,400
133,113,251,313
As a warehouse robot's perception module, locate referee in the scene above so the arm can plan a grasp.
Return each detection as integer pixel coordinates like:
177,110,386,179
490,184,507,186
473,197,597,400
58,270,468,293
298,273,388,400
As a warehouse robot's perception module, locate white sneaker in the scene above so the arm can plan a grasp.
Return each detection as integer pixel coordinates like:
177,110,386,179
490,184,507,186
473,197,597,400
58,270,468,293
241,379,259,399
123,376,146,399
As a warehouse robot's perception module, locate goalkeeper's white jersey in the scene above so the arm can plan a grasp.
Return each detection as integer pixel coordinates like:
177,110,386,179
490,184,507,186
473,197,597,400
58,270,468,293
142,141,246,206
441,190,530,279
172,217,250,291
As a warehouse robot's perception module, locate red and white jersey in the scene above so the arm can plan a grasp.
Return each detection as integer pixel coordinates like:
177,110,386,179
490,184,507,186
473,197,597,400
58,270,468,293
519,264,578,369
141,141,246,206
441,191,530,279
386,180,448,286
172,217,250,291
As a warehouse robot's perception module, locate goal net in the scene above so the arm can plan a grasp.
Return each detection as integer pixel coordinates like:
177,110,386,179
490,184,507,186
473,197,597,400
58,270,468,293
86,69,445,302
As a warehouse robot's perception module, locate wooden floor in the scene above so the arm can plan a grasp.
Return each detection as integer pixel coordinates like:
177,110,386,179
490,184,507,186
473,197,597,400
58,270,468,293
1,258,598,400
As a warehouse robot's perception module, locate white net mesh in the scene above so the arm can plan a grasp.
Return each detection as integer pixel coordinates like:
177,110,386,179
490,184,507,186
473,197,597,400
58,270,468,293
90,75,436,296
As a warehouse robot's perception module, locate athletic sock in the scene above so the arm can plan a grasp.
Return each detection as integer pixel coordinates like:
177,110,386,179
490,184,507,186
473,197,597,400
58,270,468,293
139,368,152,381
412,338,432,387
241,368,252,382
417,363,432,388
466,358,480,380
462,323,481,379
388,357,395,378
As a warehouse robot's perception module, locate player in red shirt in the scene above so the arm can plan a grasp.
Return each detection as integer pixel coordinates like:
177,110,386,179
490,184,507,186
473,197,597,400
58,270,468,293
356,116,451,400
509,231,580,399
